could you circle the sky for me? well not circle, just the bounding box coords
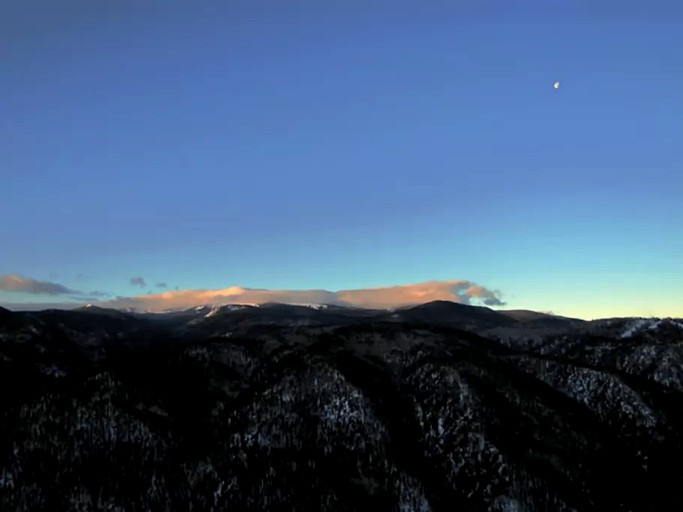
[1,0,682,319]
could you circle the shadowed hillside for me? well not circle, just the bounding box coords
[1,304,682,511]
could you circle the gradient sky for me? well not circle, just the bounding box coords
[2,0,682,319]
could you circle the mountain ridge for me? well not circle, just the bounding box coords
[1,299,682,510]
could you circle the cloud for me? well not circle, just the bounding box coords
[68,290,111,302]
[1,275,505,312]
[86,290,110,297]
[130,277,147,288]
[338,280,506,308]
[462,285,505,306]
[0,275,111,301]
[0,275,80,295]
[94,280,505,312]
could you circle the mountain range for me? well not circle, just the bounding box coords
[1,301,682,510]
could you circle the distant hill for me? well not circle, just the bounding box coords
[386,300,519,331]
[74,304,137,319]
[497,309,585,329]
[498,309,559,321]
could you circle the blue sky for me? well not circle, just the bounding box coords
[1,0,682,318]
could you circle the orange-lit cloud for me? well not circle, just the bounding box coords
[338,281,504,309]
[94,280,505,312]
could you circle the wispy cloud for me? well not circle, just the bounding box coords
[0,274,110,301]
[130,276,147,288]
[96,280,505,312]
[0,275,80,295]
[68,290,111,302]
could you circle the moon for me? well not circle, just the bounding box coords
[553,81,561,90]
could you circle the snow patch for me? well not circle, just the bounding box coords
[291,303,329,310]
[205,306,220,318]
[620,318,660,339]
[223,305,249,312]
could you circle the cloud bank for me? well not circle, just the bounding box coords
[1,275,504,312]
[95,280,505,312]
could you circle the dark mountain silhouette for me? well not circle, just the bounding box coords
[0,303,682,510]
[497,309,585,330]
[498,309,572,321]
[386,300,519,331]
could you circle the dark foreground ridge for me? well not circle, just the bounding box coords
[1,302,682,511]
